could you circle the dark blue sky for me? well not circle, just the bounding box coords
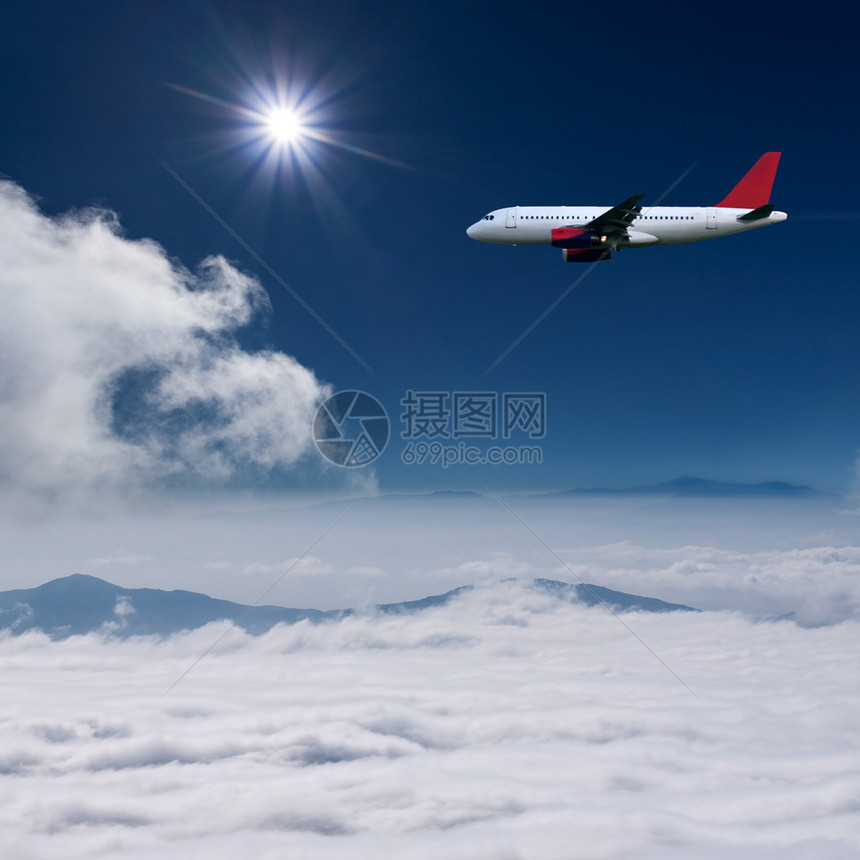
[3,1,858,493]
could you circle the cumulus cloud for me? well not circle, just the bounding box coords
[0,180,329,508]
[1,582,858,858]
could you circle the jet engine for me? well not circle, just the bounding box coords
[551,227,608,249]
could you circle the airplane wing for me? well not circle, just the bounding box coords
[586,194,644,240]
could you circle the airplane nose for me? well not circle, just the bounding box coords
[467,222,478,239]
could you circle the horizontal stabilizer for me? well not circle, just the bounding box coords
[715,152,781,208]
[737,204,775,222]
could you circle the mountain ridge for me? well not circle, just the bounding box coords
[0,574,696,639]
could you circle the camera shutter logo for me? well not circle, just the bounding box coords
[313,391,390,467]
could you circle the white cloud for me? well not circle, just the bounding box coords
[0,180,329,509]
[98,597,136,635]
[87,553,154,569]
[242,554,334,578]
[0,583,858,858]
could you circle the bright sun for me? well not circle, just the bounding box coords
[265,107,306,145]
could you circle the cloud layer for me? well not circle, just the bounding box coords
[3,493,860,623]
[0,181,328,507]
[1,582,858,859]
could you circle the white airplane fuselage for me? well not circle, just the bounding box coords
[466,205,788,247]
[466,153,787,261]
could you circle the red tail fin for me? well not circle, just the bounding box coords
[715,152,781,208]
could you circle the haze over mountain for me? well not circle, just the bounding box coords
[534,476,844,499]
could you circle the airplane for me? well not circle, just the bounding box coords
[466,152,786,262]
